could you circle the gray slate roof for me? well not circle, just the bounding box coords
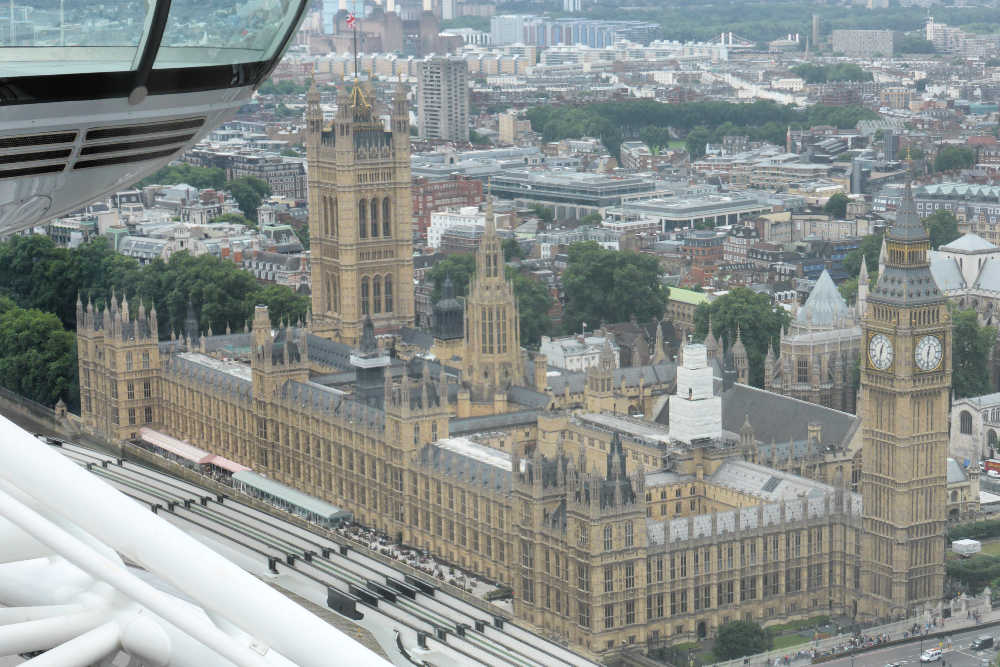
[974,259,1000,291]
[721,383,859,449]
[941,233,996,253]
[947,457,968,484]
[928,251,966,291]
[450,410,541,435]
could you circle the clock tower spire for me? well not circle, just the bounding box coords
[859,182,950,620]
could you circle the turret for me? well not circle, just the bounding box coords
[732,325,748,384]
[764,338,777,390]
[857,254,869,319]
[392,82,409,144]
[306,81,323,136]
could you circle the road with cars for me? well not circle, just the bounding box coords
[820,626,999,667]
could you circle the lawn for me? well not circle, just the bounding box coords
[772,634,810,650]
[947,539,1000,560]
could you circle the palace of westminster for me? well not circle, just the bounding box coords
[76,82,971,657]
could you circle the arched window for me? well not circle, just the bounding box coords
[331,197,338,237]
[360,277,369,315]
[325,276,332,312]
[990,430,998,448]
[372,276,382,314]
[961,410,973,435]
[322,197,329,236]
[358,200,367,239]
[332,276,339,313]
[951,490,958,502]
[382,197,391,237]
[370,198,379,238]
[384,275,393,312]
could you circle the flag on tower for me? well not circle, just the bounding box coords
[346,13,357,28]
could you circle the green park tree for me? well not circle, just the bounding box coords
[0,297,78,410]
[227,176,272,221]
[561,242,668,334]
[427,254,477,303]
[923,209,960,249]
[694,287,790,387]
[952,308,995,399]
[824,192,849,218]
[294,224,310,250]
[210,212,255,227]
[136,164,226,190]
[934,145,976,173]
[685,126,712,160]
[506,268,552,347]
[714,621,772,660]
[842,231,883,279]
[502,238,525,261]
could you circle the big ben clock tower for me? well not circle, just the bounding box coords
[860,182,950,620]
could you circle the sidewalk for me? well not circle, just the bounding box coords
[708,600,1000,667]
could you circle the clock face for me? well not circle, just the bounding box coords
[914,335,943,371]
[868,333,893,370]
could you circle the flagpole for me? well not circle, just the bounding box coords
[353,25,358,80]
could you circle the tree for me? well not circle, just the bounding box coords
[561,242,668,333]
[0,297,78,410]
[838,277,858,304]
[824,192,849,219]
[685,126,711,160]
[694,287,791,387]
[294,224,310,250]
[427,254,477,303]
[842,231,883,278]
[469,129,492,145]
[899,35,935,53]
[227,177,272,221]
[953,308,995,399]
[529,204,554,223]
[714,621,772,660]
[934,145,976,173]
[210,212,254,228]
[502,238,524,261]
[923,209,960,249]
[135,164,226,190]
[580,212,603,226]
[507,268,552,347]
[256,284,310,327]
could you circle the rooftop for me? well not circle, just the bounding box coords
[577,412,672,445]
[176,352,252,382]
[669,288,711,306]
[432,437,513,471]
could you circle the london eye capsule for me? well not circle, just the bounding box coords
[0,0,309,233]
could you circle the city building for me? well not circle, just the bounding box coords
[412,176,484,242]
[428,206,485,248]
[605,195,772,233]
[491,171,656,220]
[490,16,659,48]
[418,58,470,143]
[540,334,620,372]
[498,113,533,145]
[185,149,308,200]
[830,29,899,58]
[764,269,862,413]
[305,82,416,344]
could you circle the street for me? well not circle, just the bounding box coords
[820,626,999,667]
